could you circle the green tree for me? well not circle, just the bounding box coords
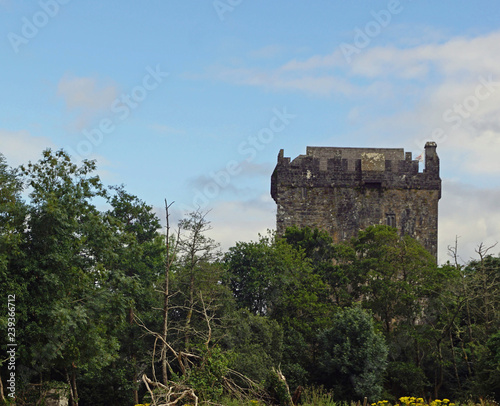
[282,225,335,267]
[0,153,26,276]
[78,186,166,406]
[282,225,361,307]
[475,329,500,400]
[438,251,500,400]
[338,225,440,333]
[224,234,333,387]
[0,153,27,402]
[332,226,456,399]
[176,210,222,351]
[316,306,388,401]
[222,308,283,384]
[13,150,134,405]
[0,152,26,301]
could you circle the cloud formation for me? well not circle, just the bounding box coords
[57,75,119,131]
[204,30,500,262]
[203,196,276,252]
[0,129,55,167]
[439,179,500,264]
[218,31,500,178]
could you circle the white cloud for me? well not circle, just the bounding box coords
[148,124,185,136]
[206,64,356,97]
[249,45,285,59]
[57,75,119,131]
[0,128,117,188]
[198,30,500,259]
[0,129,55,167]
[208,30,500,96]
[151,196,276,254]
[201,196,276,252]
[280,50,346,72]
[438,179,500,264]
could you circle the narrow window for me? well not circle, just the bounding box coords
[386,213,396,228]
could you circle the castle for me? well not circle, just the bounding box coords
[271,142,441,259]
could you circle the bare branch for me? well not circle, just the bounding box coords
[475,241,498,261]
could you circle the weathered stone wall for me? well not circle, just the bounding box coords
[271,143,441,259]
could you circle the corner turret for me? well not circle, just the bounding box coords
[424,142,439,177]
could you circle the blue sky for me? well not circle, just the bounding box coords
[1,0,500,263]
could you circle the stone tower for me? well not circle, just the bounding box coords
[271,142,441,258]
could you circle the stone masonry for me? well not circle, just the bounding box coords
[271,142,441,259]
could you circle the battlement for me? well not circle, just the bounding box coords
[271,143,441,259]
[306,146,406,171]
[272,142,440,199]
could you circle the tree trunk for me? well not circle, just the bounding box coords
[434,340,443,399]
[133,354,139,405]
[184,274,195,350]
[162,268,169,385]
[162,199,176,385]
[72,367,78,406]
[0,372,6,403]
[449,329,461,389]
[66,366,79,406]
[129,306,139,404]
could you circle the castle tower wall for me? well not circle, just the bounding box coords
[271,143,441,259]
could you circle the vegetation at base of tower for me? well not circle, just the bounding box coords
[0,149,499,405]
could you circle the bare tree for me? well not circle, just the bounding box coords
[161,200,180,385]
[177,210,220,350]
[137,206,266,405]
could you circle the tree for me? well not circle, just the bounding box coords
[0,153,26,295]
[15,150,122,405]
[224,233,334,387]
[78,186,166,406]
[221,309,283,384]
[140,209,245,405]
[438,247,500,399]
[330,225,459,399]
[475,330,500,400]
[0,153,26,276]
[316,306,388,402]
[282,225,335,267]
[282,225,361,307]
[176,210,221,351]
[0,154,27,402]
[337,225,441,333]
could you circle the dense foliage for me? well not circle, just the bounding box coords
[0,150,499,405]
